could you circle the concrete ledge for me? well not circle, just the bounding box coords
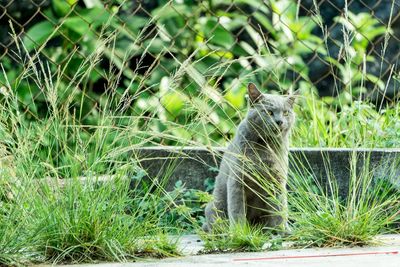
[78,234,400,267]
[134,147,400,196]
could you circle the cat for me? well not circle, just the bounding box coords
[203,82,298,232]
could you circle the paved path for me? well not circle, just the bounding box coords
[60,235,400,267]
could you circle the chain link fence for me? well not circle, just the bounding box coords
[0,0,399,150]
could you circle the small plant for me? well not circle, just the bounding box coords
[131,178,213,233]
[200,220,273,252]
[0,32,182,265]
[28,177,179,263]
[160,180,213,232]
[287,152,400,248]
[292,83,400,148]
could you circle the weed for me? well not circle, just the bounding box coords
[287,152,400,248]
[200,220,272,252]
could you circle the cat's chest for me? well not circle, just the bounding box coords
[241,143,287,178]
[243,144,276,163]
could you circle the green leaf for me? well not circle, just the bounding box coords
[122,16,149,33]
[365,74,385,90]
[201,18,234,49]
[160,92,186,117]
[254,11,276,37]
[63,17,90,36]
[83,0,102,8]
[23,21,57,52]
[52,0,74,17]
[293,39,325,55]
[152,4,190,19]
[224,86,246,109]
[80,7,112,27]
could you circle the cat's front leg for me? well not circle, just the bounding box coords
[227,175,246,225]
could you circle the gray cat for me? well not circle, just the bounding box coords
[203,83,298,232]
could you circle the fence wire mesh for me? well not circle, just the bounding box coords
[0,0,399,149]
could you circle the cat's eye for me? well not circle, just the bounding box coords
[283,110,289,116]
[266,110,273,116]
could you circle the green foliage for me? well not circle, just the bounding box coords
[293,83,400,147]
[200,220,272,252]
[0,174,180,265]
[129,178,213,233]
[2,1,395,148]
[161,180,213,232]
[287,154,400,247]
[31,177,179,263]
[0,33,183,265]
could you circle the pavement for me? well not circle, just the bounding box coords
[58,234,400,267]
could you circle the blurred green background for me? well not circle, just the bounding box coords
[0,0,399,153]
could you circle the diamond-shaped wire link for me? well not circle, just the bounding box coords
[0,0,398,152]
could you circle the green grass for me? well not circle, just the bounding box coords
[198,152,400,252]
[292,86,400,148]
[30,178,178,263]
[286,152,400,248]
[0,36,184,265]
[0,176,181,265]
[199,220,273,252]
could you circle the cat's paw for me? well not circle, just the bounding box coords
[202,223,211,233]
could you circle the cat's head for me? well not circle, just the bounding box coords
[245,82,299,138]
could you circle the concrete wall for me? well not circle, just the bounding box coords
[134,147,400,197]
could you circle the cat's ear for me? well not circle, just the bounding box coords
[287,89,300,107]
[247,83,262,104]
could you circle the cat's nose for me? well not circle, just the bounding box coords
[275,120,283,126]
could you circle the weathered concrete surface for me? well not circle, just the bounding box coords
[58,234,400,267]
[132,147,224,191]
[133,147,400,197]
[176,234,205,255]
